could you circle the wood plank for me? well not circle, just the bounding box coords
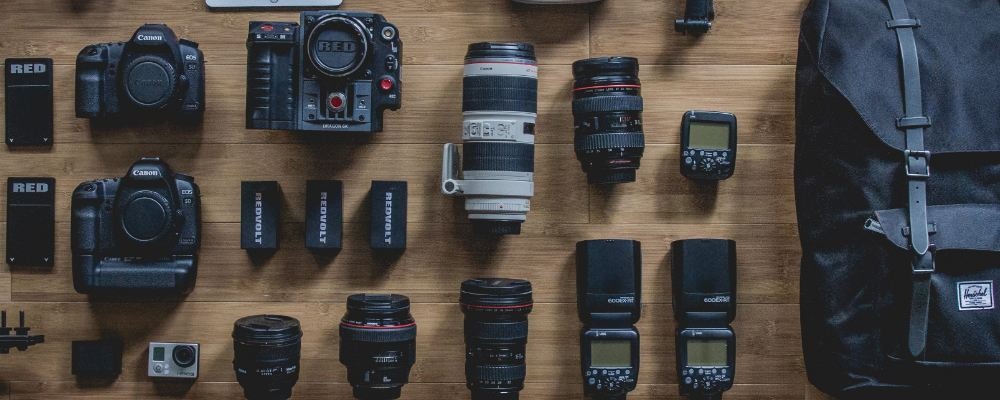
[0,302,800,385]
[592,0,809,65]
[0,0,590,66]
[5,222,799,304]
[0,64,794,145]
[10,381,804,399]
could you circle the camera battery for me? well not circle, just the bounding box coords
[5,58,53,147]
[6,178,55,266]
[305,180,343,251]
[241,181,280,251]
[369,181,406,251]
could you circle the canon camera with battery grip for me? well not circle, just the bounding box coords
[71,158,200,295]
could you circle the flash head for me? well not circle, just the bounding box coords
[576,239,642,325]
[671,239,737,326]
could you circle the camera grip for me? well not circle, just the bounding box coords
[246,39,296,130]
[75,47,106,118]
[70,183,102,254]
[75,255,197,294]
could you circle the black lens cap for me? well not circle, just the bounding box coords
[233,315,303,344]
[120,193,171,241]
[123,57,177,108]
[307,16,369,77]
[573,56,639,79]
[347,294,411,315]
[461,278,533,308]
[466,42,536,61]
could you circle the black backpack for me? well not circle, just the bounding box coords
[796,0,1000,398]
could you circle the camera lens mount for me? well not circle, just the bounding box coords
[306,15,370,77]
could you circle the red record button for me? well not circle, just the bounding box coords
[379,77,395,91]
[260,24,274,32]
[327,93,346,111]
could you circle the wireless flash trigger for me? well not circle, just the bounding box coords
[672,239,737,400]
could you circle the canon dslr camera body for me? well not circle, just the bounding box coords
[72,158,200,295]
[247,11,402,133]
[76,24,205,122]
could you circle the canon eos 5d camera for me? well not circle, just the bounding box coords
[76,24,205,122]
[246,11,402,133]
[72,158,200,295]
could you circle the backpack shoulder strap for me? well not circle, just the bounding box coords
[885,0,934,359]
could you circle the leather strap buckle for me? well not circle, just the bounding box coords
[911,247,935,275]
[904,150,931,178]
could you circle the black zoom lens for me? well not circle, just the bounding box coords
[572,57,646,184]
[340,294,417,400]
[232,315,303,400]
[461,278,534,400]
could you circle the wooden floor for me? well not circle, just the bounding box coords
[0,0,834,398]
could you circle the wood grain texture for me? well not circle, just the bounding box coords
[0,0,810,398]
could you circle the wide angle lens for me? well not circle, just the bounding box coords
[339,294,417,400]
[232,315,303,400]
[461,278,534,400]
[572,56,646,184]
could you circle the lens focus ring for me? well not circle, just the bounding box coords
[575,133,646,152]
[472,364,528,382]
[462,142,534,173]
[572,95,643,114]
[463,76,538,113]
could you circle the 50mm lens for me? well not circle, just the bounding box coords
[232,315,303,400]
[340,294,417,400]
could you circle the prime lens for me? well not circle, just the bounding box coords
[339,294,417,400]
[572,57,646,184]
[446,42,537,236]
[461,278,534,400]
[232,315,303,400]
